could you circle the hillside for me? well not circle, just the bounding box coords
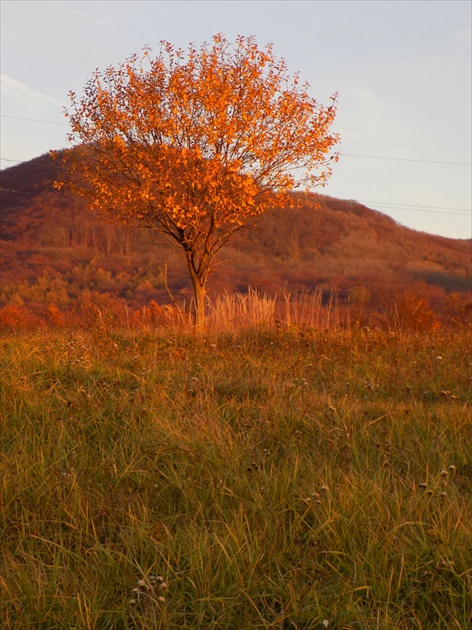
[1,152,471,325]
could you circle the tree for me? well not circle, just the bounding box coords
[54,34,339,328]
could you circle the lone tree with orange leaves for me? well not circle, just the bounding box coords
[55,34,339,327]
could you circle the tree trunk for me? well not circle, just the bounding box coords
[188,267,207,331]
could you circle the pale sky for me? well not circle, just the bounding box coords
[1,0,471,239]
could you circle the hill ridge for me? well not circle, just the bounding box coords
[1,152,470,322]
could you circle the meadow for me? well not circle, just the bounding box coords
[1,317,471,629]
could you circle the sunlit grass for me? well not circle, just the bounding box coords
[1,326,471,628]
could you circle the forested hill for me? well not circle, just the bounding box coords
[1,152,470,322]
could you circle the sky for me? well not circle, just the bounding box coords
[1,0,471,240]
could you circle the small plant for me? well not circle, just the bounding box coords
[129,575,168,607]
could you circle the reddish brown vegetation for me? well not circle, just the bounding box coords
[1,153,471,331]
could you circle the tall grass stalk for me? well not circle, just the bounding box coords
[179,288,340,333]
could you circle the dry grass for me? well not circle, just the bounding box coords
[140,288,341,333]
[1,322,471,629]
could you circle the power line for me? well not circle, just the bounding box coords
[1,185,469,218]
[342,153,471,167]
[1,114,471,167]
[1,159,470,217]
[358,200,471,214]
[1,157,54,165]
[1,114,68,126]
[362,205,469,217]
[0,187,46,197]
[361,200,468,211]
[1,115,471,219]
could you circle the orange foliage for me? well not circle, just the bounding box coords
[46,303,65,327]
[395,294,442,332]
[0,305,42,330]
[130,300,166,327]
[53,34,339,325]
[74,291,128,328]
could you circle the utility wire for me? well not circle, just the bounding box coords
[1,157,54,165]
[1,114,471,167]
[1,186,469,217]
[360,206,469,217]
[358,200,471,214]
[1,114,68,126]
[1,117,471,219]
[342,153,471,167]
[0,187,45,197]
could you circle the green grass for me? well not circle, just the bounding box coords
[1,326,471,629]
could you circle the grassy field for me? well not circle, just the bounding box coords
[1,324,471,629]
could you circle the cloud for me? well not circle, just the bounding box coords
[1,74,64,108]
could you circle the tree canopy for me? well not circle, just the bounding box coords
[54,34,339,326]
